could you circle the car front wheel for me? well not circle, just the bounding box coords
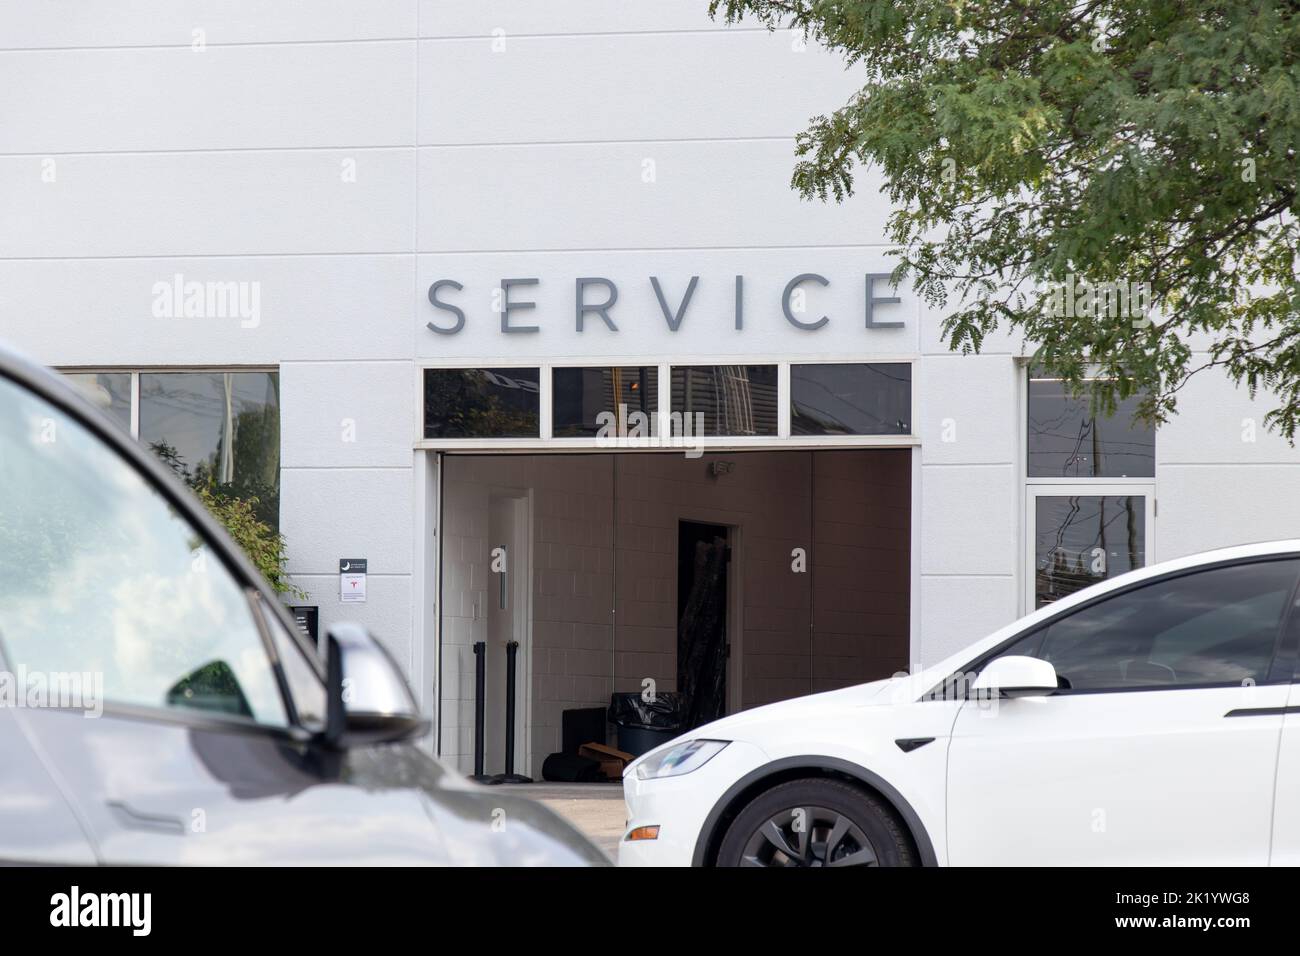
[716,778,916,867]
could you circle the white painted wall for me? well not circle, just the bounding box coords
[3,0,1299,737]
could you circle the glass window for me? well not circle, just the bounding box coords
[997,560,1299,691]
[553,366,658,438]
[791,363,911,435]
[423,367,540,439]
[670,365,777,437]
[139,372,281,530]
[0,373,288,726]
[256,595,326,731]
[64,372,132,432]
[1034,495,1146,608]
[1027,374,1155,477]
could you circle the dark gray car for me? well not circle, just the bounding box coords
[0,346,607,866]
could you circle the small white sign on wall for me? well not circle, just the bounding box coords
[339,558,367,603]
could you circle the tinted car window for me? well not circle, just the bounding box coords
[256,595,326,731]
[0,374,287,726]
[995,560,1299,690]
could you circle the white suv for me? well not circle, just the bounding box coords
[621,542,1300,866]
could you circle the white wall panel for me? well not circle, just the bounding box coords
[0,150,414,257]
[917,575,1017,667]
[418,32,860,144]
[1158,364,1300,465]
[280,467,415,575]
[280,361,415,468]
[919,464,1017,575]
[417,141,893,252]
[0,255,415,364]
[1,43,414,152]
[917,354,1017,465]
[1156,465,1300,560]
[421,0,722,36]
[0,2,417,48]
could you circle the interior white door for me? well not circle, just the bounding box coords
[485,492,529,777]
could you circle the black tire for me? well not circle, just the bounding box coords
[715,777,916,867]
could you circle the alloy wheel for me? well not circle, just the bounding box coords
[739,805,878,867]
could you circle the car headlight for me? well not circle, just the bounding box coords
[634,739,729,780]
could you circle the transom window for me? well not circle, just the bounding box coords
[421,361,915,443]
[1027,373,1155,478]
[423,367,540,439]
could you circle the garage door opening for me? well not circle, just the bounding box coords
[436,449,911,779]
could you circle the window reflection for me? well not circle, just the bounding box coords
[553,367,657,437]
[670,365,777,436]
[0,374,287,726]
[139,372,281,530]
[64,372,132,432]
[1027,375,1155,477]
[1004,560,1298,690]
[423,368,541,439]
[791,363,911,436]
[1034,495,1146,608]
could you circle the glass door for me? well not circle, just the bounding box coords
[1025,484,1154,611]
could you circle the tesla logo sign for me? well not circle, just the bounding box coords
[340,558,367,604]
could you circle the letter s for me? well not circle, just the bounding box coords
[427,280,466,335]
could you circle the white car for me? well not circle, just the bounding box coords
[621,541,1300,866]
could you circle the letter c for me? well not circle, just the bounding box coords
[782,273,830,330]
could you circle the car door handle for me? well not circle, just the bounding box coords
[1223,706,1300,718]
[106,800,186,835]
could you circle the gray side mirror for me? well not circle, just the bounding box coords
[323,622,429,747]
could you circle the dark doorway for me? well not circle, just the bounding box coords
[677,521,730,729]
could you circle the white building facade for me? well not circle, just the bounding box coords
[4,1,1299,776]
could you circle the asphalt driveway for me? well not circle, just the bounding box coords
[500,782,625,860]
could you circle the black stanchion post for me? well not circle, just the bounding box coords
[496,640,532,783]
[505,641,518,775]
[471,641,491,782]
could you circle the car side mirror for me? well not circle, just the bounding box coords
[323,622,429,748]
[971,655,1060,698]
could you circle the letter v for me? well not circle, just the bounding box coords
[650,276,699,331]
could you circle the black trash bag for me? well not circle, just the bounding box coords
[608,691,688,731]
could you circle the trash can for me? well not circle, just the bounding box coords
[608,692,688,757]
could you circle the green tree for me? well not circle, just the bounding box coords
[193,486,304,599]
[151,438,304,598]
[711,0,1300,435]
